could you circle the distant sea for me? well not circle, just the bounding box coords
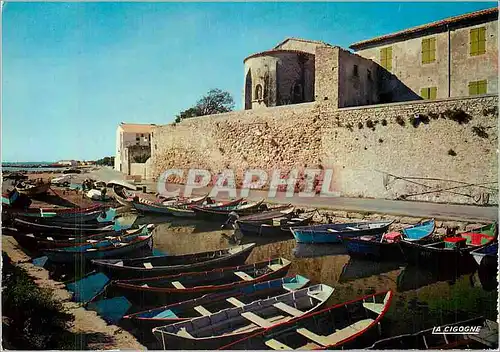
[2,161,64,172]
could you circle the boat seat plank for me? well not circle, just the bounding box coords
[235,271,254,281]
[273,302,304,317]
[143,262,153,269]
[226,297,245,307]
[298,342,323,350]
[345,227,360,231]
[141,284,149,287]
[265,339,292,350]
[177,328,194,338]
[233,315,288,334]
[46,237,54,241]
[193,305,212,316]
[327,229,338,233]
[241,312,272,328]
[297,319,374,347]
[362,302,384,314]
[172,281,186,289]
[268,264,282,272]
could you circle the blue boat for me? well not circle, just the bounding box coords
[471,242,498,266]
[402,219,435,240]
[122,274,310,335]
[42,224,155,263]
[341,219,436,261]
[291,220,394,244]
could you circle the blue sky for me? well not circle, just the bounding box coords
[2,2,495,162]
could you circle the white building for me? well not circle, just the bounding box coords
[57,160,78,166]
[115,123,156,174]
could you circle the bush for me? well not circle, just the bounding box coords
[441,109,472,124]
[2,254,75,349]
[472,126,489,138]
[395,116,405,126]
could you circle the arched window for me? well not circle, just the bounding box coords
[255,84,263,100]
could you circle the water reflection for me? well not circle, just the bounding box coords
[292,243,346,258]
[53,213,498,346]
[339,257,403,283]
[396,264,476,292]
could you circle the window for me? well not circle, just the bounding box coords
[470,27,486,56]
[469,80,487,95]
[380,47,392,71]
[421,37,436,64]
[255,84,263,100]
[420,87,437,100]
[353,65,358,77]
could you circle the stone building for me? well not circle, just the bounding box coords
[114,123,156,177]
[350,7,498,102]
[243,7,498,109]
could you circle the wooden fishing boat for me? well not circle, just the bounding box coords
[222,205,295,229]
[470,242,498,266]
[402,219,436,240]
[15,181,51,196]
[42,224,154,263]
[12,217,115,236]
[109,257,291,306]
[130,195,212,215]
[122,275,310,334]
[112,185,135,207]
[368,316,498,349]
[235,211,317,237]
[191,199,265,220]
[91,243,257,279]
[219,290,393,350]
[399,222,497,269]
[341,220,436,261]
[152,284,334,349]
[9,226,148,251]
[12,209,107,224]
[291,220,394,244]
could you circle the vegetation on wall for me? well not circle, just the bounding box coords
[133,154,150,163]
[448,149,457,156]
[472,126,489,139]
[395,116,405,126]
[174,89,235,123]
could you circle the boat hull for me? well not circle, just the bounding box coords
[343,237,405,261]
[291,222,393,244]
[43,235,153,264]
[91,244,256,279]
[398,240,476,269]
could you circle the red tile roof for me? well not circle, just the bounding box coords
[350,7,498,50]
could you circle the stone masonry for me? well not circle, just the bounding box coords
[151,95,498,206]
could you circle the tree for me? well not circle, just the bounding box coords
[95,156,114,166]
[174,89,234,123]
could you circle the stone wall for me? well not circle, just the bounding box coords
[151,95,498,205]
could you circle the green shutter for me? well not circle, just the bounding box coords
[420,88,429,99]
[429,38,436,62]
[422,38,436,64]
[380,47,392,71]
[430,87,437,100]
[478,80,487,94]
[470,27,486,56]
